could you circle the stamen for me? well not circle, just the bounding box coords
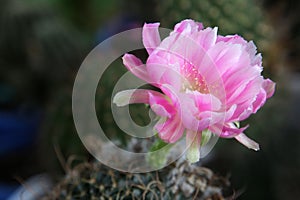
[181,63,209,93]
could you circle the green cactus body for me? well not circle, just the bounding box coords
[43,158,231,200]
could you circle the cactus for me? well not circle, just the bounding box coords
[42,158,231,200]
[0,0,84,105]
[0,0,88,173]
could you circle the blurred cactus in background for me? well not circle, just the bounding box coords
[0,0,84,106]
[263,0,300,72]
[0,0,87,180]
[44,0,120,34]
[155,0,276,74]
[38,0,157,174]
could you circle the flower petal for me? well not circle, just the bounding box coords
[207,42,243,77]
[188,91,222,111]
[161,85,211,132]
[235,133,260,151]
[220,124,249,138]
[181,100,211,132]
[146,62,183,91]
[186,130,201,163]
[263,79,276,98]
[149,92,175,118]
[197,27,218,50]
[252,89,267,113]
[143,23,161,55]
[113,89,165,106]
[122,54,149,82]
[173,19,204,34]
[155,115,184,143]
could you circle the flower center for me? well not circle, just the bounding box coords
[182,64,209,93]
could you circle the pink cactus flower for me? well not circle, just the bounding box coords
[114,19,275,162]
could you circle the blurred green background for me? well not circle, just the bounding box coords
[0,0,299,199]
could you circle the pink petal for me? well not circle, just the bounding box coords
[252,89,267,113]
[122,54,149,82]
[246,41,262,66]
[224,104,237,121]
[155,115,184,143]
[224,65,262,100]
[173,19,204,34]
[143,23,161,55]
[150,104,170,118]
[227,75,263,106]
[161,85,211,132]
[151,30,207,77]
[148,92,175,118]
[181,101,211,132]
[216,35,262,69]
[188,91,222,111]
[196,54,218,83]
[160,84,181,107]
[197,110,223,125]
[168,121,185,143]
[220,124,249,138]
[208,122,248,138]
[207,42,243,76]
[230,100,255,121]
[113,89,165,106]
[197,27,218,50]
[217,34,247,45]
[263,79,276,98]
[146,62,182,91]
[235,133,260,151]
